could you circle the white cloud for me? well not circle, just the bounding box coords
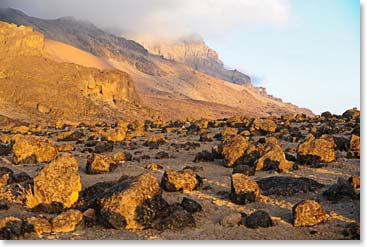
[0,0,290,41]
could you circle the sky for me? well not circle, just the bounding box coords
[0,0,360,114]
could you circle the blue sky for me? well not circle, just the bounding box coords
[205,0,360,114]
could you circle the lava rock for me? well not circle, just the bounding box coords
[26,216,51,236]
[12,134,58,164]
[193,150,214,162]
[153,204,195,231]
[347,134,360,158]
[230,173,260,205]
[144,163,163,171]
[255,144,294,172]
[243,210,273,229]
[232,164,255,176]
[257,176,324,196]
[221,213,242,227]
[297,134,336,165]
[57,130,83,141]
[180,197,202,213]
[222,135,249,167]
[86,154,117,175]
[97,173,167,230]
[51,209,84,233]
[25,153,81,209]
[323,178,356,201]
[161,170,202,192]
[155,151,170,159]
[0,167,14,186]
[292,200,328,227]
[251,118,277,134]
[94,141,114,153]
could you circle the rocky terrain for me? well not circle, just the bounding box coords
[0,8,312,120]
[0,108,360,240]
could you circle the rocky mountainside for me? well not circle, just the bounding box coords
[138,36,252,85]
[0,8,313,120]
[0,21,150,124]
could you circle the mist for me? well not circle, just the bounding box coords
[0,0,290,42]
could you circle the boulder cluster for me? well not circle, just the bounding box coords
[0,108,360,239]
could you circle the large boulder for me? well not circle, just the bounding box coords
[12,134,58,164]
[255,144,294,172]
[342,108,360,121]
[292,200,328,227]
[25,153,81,209]
[222,135,249,167]
[297,134,336,165]
[230,173,260,204]
[161,170,202,192]
[86,154,117,174]
[97,173,168,230]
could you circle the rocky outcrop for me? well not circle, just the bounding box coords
[0,20,143,123]
[25,153,81,209]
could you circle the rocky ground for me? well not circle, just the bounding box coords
[0,109,360,240]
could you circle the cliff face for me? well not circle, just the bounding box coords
[0,21,143,123]
[140,37,252,85]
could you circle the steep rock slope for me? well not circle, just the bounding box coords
[0,21,146,124]
[0,8,313,119]
[138,36,251,85]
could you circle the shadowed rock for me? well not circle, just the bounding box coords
[257,176,324,196]
[243,210,273,229]
[347,134,360,158]
[152,204,195,231]
[323,178,356,201]
[193,150,214,162]
[232,164,255,176]
[97,173,167,230]
[292,200,328,227]
[181,197,202,213]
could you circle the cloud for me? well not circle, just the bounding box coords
[0,0,290,41]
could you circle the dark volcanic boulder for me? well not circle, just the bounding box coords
[0,216,26,240]
[152,204,195,231]
[292,200,328,227]
[86,154,117,174]
[243,210,273,229]
[97,173,168,230]
[230,173,260,205]
[193,150,214,162]
[342,108,360,121]
[232,164,255,176]
[323,178,356,201]
[257,176,324,196]
[297,134,336,165]
[180,197,202,213]
[161,170,202,192]
[94,141,114,153]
